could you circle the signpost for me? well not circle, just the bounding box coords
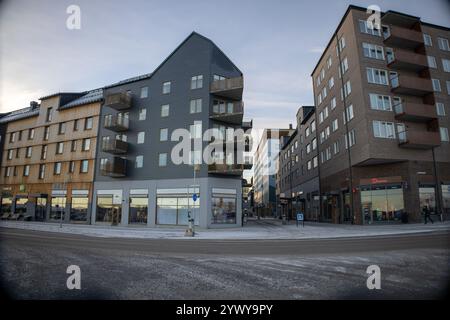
[296,212,304,228]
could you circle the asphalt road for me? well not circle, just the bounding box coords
[0,227,449,299]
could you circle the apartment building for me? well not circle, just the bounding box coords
[92,32,252,228]
[254,128,294,217]
[0,91,102,222]
[308,5,450,224]
[278,106,321,221]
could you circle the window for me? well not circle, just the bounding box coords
[161,104,170,117]
[190,99,202,114]
[367,68,388,85]
[327,56,332,69]
[440,127,449,142]
[58,122,66,134]
[319,111,324,124]
[423,34,432,46]
[82,138,91,151]
[443,59,450,72]
[159,153,167,167]
[137,131,145,144]
[307,160,312,171]
[26,146,32,158]
[160,128,168,141]
[332,119,339,132]
[18,131,22,141]
[438,37,450,51]
[328,77,334,89]
[39,164,45,179]
[432,79,441,92]
[46,107,53,122]
[337,36,346,54]
[333,141,340,154]
[15,148,20,159]
[28,128,35,140]
[311,120,316,132]
[85,117,93,130]
[359,19,381,36]
[23,165,30,177]
[73,119,79,131]
[373,121,396,139]
[369,94,393,111]
[313,156,318,168]
[44,126,50,140]
[69,161,75,173]
[135,155,144,168]
[162,81,171,94]
[191,75,203,89]
[427,56,437,68]
[436,103,445,116]
[214,74,226,81]
[362,43,384,60]
[305,126,310,137]
[9,132,15,143]
[139,108,147,120]
[312,138,317,150]
[56,142,64,154]
[331,97,336,110]
[340,57,349,75]
[447,81,450,95]
[345,130,356,149]
[322,86,327,99]
[343,104,354,123]
[80,160,89,173]
[41,145,47,160]
[341,81,352,100]
[71,140,77,152]
[7,149,13,160]
[140,86,148,98]
[306,143,311,154]
[54,162,62,175]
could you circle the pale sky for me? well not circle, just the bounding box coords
[1,0,449,132]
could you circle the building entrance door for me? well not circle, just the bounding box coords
[342,192,352,224]
[35,197,47,221]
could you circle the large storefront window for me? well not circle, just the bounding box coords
[361,185,404,223]
[70,197,88,222]
[35,197,47,221]
[1,197,12,215]
[50,197,66,221]
[156,197,199,225]
[129,196,148,224]
[96,195,122,225]
[419,186,436,214]
[15,198,28,215]
[442,184,450,214]
[212,196,236,224]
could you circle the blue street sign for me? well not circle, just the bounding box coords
[297,213,304,221]
[192,194,198,202]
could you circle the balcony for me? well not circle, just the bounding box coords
[390,75,434,96]
[209,136,251,151]
[383,25,424,49]
[393,102,438,122]
[208,163,245,176]
[100,157,127,177]
[243,157,253,170]
[242,120,253,131]
[398,130,440,149]
[210,76,243,100]
[210,101,244,124]
[104,92,132,110]
[387,49,428,72]
[101,139,128,154]
[104,114,129,132]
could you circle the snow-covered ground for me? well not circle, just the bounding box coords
[1,218,449,240]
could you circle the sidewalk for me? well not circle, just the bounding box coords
[1,218,449,240]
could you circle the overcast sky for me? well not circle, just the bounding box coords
[1,0,449,132]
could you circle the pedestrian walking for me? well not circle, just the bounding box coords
[423,206,434,224]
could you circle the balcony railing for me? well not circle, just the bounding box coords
[383,25,424,49]
[104,114,129,132]
[210,76,243,100]
[210,101,244,124]
[208,163,245,176]
[101,139,128,154]
[387,49,428,72]
[390,75,434,96]
[100,157,127,177]
[393,101,437,122]
[104,92,132,110]
[398,130,441,149]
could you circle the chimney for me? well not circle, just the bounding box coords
[30,101,39,110]
[289,123,293,130]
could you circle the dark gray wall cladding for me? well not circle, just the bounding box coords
[96,32,243,181]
